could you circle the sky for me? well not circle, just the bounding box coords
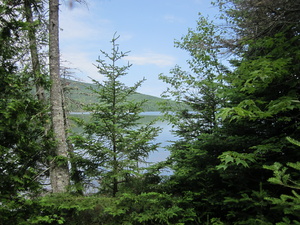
[59,0,220,97]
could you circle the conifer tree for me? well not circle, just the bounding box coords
[72,34,160,196]
[160,0,300,223]
[0,1,51,222]
[159,15,229,223]
[214,0,300,222]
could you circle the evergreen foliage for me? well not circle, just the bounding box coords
[70,34,161,196]
[0,1,51,223]
[159,0,300,223]
[15,192,196,225]
[214,0,300,222]
[1,0,300,224]
[158,14,229,223]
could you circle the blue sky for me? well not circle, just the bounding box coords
[59,0,220,97]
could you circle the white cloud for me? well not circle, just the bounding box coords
[61,50,102,82]
[59,2,112,82]
[125,52,176,67]
[59,3,112,41]
[60,19,111,40]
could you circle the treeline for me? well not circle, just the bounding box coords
[1,0,300,224]
[63,79,180,112]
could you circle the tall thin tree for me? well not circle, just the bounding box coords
[24,0,45,102]
[49,0,70,193]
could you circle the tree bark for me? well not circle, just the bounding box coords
[49,0,70,193]
[24,0,45,102]
[62,84,84,195]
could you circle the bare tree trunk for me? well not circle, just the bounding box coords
[24,0,45,101]
[49,0,70,193]
[61,81,84,195]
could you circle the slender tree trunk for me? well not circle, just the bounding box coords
[24,0,45,101]
[112,75,118,197]
[61,84,84,195]
[49,0,70,193]
[113,154,118,197]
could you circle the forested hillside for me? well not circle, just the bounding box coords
[63,79,176,112]
[1,0,300,224]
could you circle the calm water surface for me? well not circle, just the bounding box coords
[70,112,178,164]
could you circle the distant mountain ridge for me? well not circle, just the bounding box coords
[64,79,171,112]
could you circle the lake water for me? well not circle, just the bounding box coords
[70,112,177,167]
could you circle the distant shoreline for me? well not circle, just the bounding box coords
[69,111,165,116]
